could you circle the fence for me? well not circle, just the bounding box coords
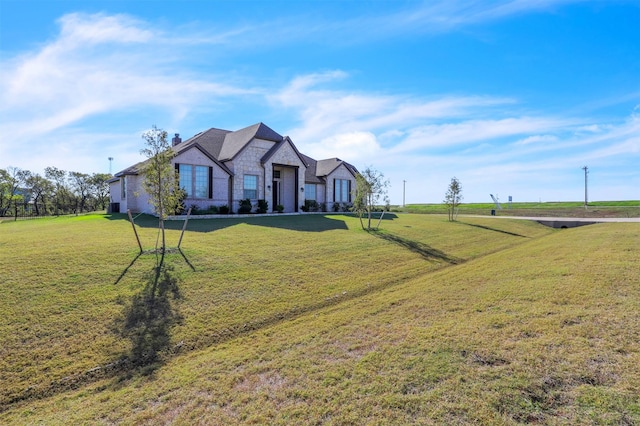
[0,201,85,221]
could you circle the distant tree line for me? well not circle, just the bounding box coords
[0,166,112,218]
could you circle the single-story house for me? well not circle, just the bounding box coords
[108,122,358,214]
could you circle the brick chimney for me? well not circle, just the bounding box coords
[172,133,182,146]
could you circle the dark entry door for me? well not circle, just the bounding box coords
[272,180,279,211]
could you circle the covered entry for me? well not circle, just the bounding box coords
[271,164,299,213]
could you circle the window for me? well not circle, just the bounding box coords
[178,164,210,199]
[334,179,350,202]
[244,175,258,199]
[121,177,126,199]
[179,164,193,197]
[195,166,208,198]
[305,184,316,201]
[273,170,281,179]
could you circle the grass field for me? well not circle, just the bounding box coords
[1,213,638,424]
[400,200,640,218]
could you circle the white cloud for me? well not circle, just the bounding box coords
[268,70,639,203]
[272,70,516,156]
[390,117,575,153]
[513,134,559,145]
[57,13,154,45]
[2,6,637,204]
[331,0,586,39]
[304,131,381,163]
[0,12,253,151]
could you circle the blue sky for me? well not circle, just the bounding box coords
[1,1,638,204]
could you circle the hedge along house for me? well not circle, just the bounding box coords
[108,122,358,214]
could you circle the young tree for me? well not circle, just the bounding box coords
[444,177,463,221]
[352,166,390,230]
[140,126,182,253]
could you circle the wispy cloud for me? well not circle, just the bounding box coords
[297,0,588,42]
[271,71,567,155]
[160,0,588,49]
[0,13,253,145]
[269,70,639,202]
[1,5,636,202]
[272,71,516,146]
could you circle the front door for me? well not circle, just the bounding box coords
[272,180,279,211]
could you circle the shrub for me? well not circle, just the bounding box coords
[304,200,319,212]
[219,204,230,214]
[257,199,268,214]
[275,204,284,213]
[192,205,219,215]
[238,198,252,214]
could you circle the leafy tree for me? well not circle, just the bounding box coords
[90,173,112,210]
[25,172,54,216]
[45,166,70,214]
[69,171,92,213]
[0,167,29,216]
[444,177,463,221]
[0,168,12,216]
[140,125,182,252]
[352,166,390,230]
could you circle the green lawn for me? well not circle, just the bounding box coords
[1,213,638,424]
[401,200,640,218]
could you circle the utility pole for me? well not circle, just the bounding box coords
[582,166,588,209]
[403,180,406,207]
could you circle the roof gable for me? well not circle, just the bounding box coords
[175,143,233,176]
[261,136,308,166]
[218,122,283,161]
[316,158,352,177]
[175,127,230,159]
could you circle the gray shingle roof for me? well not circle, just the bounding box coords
[218,122,283,161]
[112,160,145,177]
[112,123,358,183]
[261,136,308,167]
[301,153,324,184]
[321,158,358,177]
[176,127,230,159]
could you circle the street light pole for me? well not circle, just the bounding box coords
[403,180,406,207]
[582,166,588,210]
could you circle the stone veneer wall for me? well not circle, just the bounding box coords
[263,140,307,212]
[325,164,357,205]
[174,147,230,210]
[229,138,306,213]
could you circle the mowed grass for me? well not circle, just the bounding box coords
[403,200,640,218]
[0,213,548,405]
[1,213,639,424]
